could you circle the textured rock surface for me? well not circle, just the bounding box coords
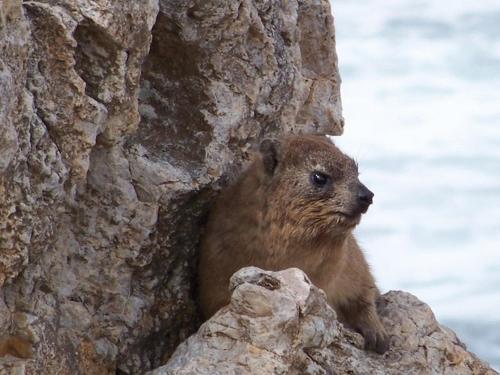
[0,0,342,373]
[151,267,498,375]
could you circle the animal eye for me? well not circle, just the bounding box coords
[310,171,330,187]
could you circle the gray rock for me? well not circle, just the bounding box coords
[0,0,342,373]
[151,267,498,375]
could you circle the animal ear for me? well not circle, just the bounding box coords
[259,138,281,175]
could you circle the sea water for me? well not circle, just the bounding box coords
[331,0,500,368]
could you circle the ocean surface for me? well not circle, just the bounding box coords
[331,0,500,369]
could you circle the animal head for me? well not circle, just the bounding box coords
[259,134,373,240]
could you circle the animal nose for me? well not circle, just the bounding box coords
[358,183,374,206]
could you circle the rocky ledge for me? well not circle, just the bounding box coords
[150,267,497,375]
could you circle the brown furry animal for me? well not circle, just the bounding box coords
[198,134,389,353]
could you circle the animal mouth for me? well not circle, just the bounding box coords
[338,211,362,220]
[335,212,362,227]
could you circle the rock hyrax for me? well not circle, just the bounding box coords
[198,134,389,353]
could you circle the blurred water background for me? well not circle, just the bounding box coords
[331,0,500,368]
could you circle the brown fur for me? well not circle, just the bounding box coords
[198,134,389,353]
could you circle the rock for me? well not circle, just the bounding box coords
[150,267,498,375]
[0,0,342,373]
[149,267,339,375]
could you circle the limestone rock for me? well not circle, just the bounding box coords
[0,0,342,373]
[151,267,497,375]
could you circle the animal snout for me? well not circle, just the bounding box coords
[357,183,374,212]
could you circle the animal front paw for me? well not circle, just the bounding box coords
[359,326,389,354]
